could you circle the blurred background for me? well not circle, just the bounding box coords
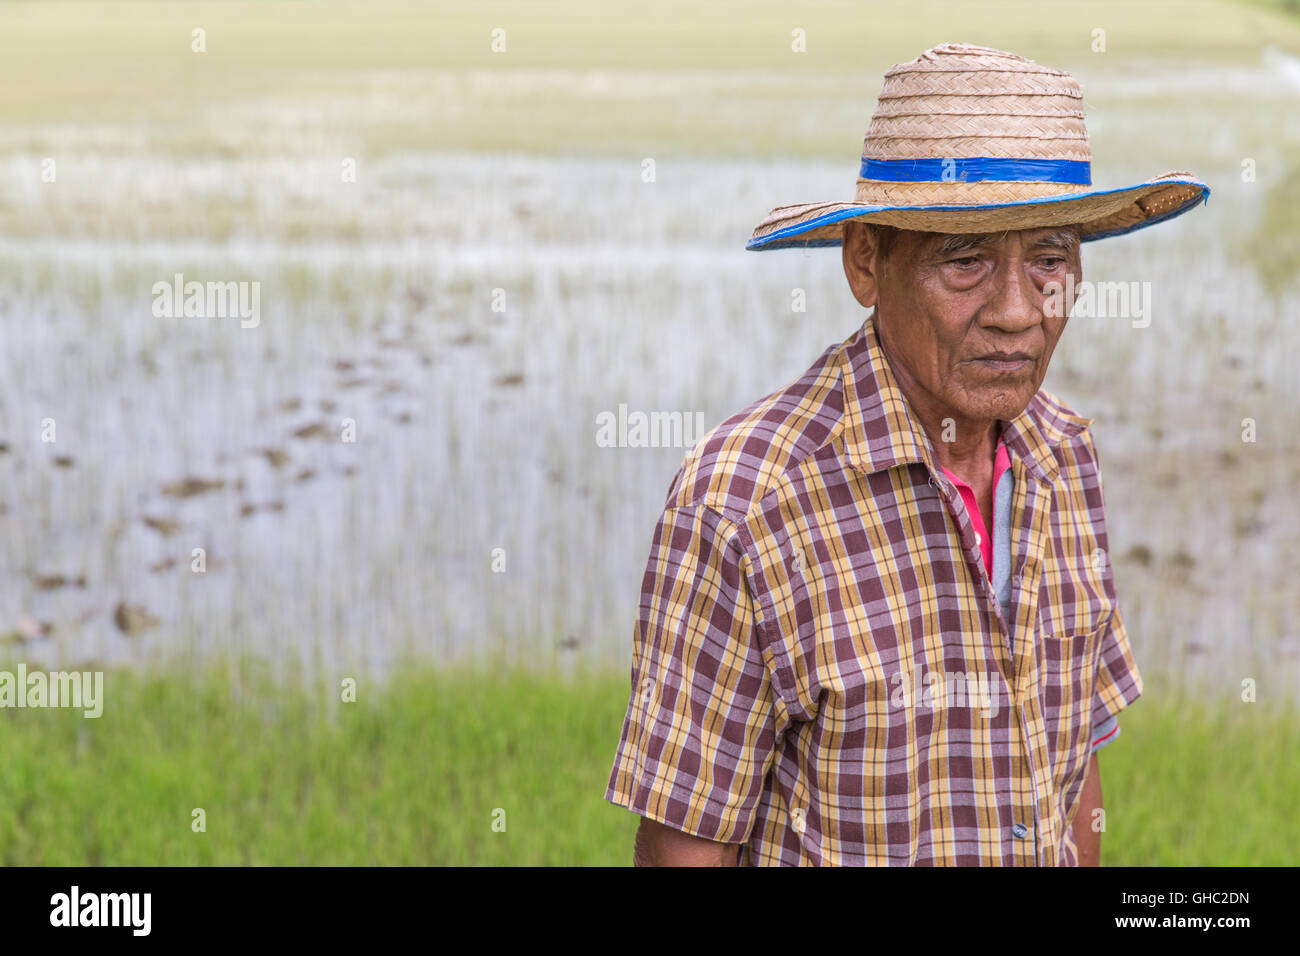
[0,0,1297,864]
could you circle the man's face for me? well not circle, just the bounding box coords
[841,221,1081,426]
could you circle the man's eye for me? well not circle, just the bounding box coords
[1039,257,1065,268]
[950,256,980,268]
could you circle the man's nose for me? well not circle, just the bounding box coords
[983,260,1042,332]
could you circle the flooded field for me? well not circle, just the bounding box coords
[0,1,1298,698]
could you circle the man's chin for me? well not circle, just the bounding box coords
[952,390,1034,425]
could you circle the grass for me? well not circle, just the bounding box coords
[1,1,1298,159]
[0,660,1294,865]
[1103,677,1300,866]
[0,657,636,865]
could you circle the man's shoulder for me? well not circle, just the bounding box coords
[667,339,851,522]
[1027,385,1094,439]
[1024,385,1108,482]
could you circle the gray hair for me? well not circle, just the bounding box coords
[854,221,1081,263]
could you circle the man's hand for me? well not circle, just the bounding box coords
[633,817,742,866]
[1071,752,1103,866]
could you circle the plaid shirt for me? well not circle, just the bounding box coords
[605,314,1143,865]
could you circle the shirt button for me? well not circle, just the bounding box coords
[975,532,981,546]
[1012,823,1029,839]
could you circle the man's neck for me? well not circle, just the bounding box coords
[925,408,1001,548]
[923,410,1001,481]
[878,333,1001,480]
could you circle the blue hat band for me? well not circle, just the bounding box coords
[859,156,1092,186]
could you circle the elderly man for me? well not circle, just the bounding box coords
[604,43,1208,865]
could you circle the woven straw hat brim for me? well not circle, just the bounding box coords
[748,43,1210,251]
[746,173,1209,251]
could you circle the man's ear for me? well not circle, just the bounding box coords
[842,220,880,309]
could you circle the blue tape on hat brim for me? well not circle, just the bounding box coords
[859,156,1092,185]
[745,179,1210,251]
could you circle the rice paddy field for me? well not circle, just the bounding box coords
[0,0,1298,865]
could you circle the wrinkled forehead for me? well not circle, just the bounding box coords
[922,226,1082,256]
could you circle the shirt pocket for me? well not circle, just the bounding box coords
[1036,543,1115,737]
[1037,548,1115,639]
[1037,612,1109,801]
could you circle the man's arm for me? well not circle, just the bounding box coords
[633,817,741,866]
[1071,752,1102,866]
[604,504,785,865]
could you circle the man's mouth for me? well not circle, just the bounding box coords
[971,351,1032,372]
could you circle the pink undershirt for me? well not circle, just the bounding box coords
[940,435,1012,577]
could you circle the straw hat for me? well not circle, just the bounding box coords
[746,43,1209,250]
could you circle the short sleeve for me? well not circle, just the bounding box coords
[1090,713,1120,753]
[604,504,785,844]
[1079,429,1143,741]
[1090,602,1142,735]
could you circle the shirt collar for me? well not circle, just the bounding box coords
[838,312,1093,486]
